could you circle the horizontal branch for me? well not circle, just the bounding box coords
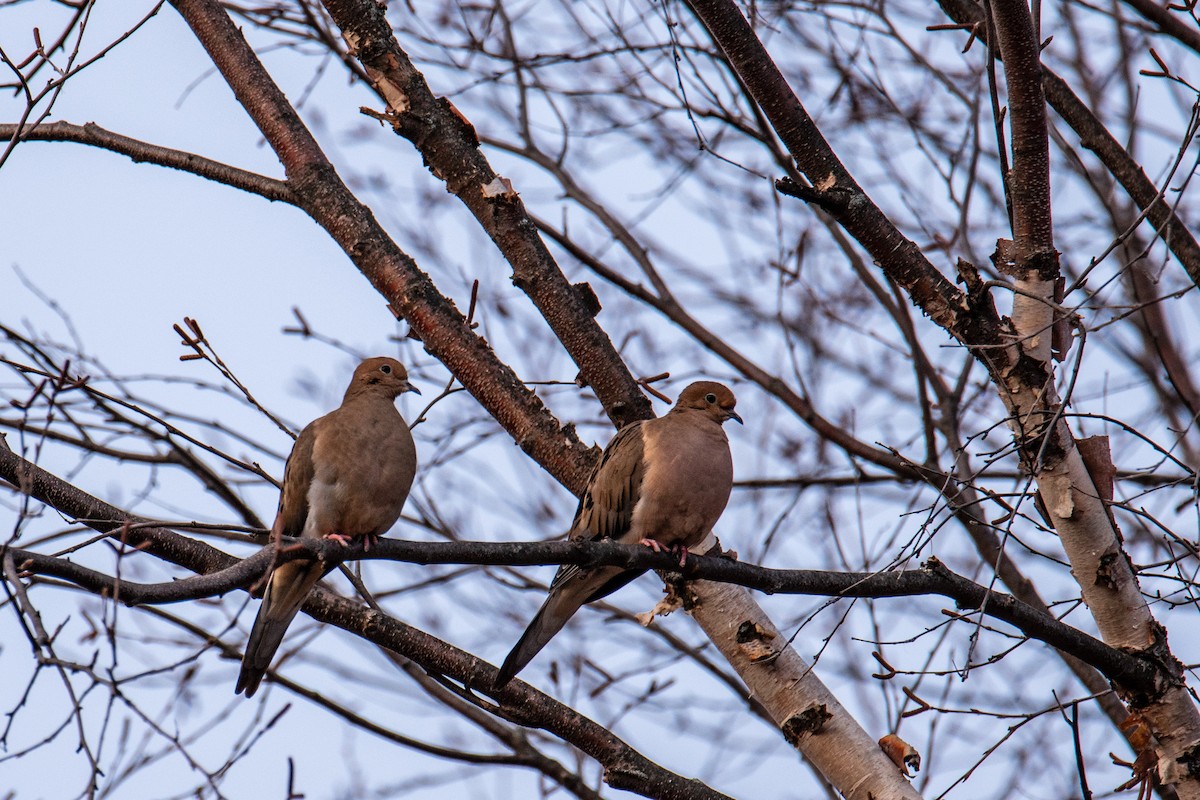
[9,534,1156,693]
[0,432,235,574]
[11,545,274,604]
[736,470,1194,489]
[0,442,732,800]
[0,121,296,204]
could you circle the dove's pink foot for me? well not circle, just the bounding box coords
[325,532,355,547]
[639,538,689,567]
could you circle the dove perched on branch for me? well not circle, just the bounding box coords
[495,381,741,688]
[236,357,419,697]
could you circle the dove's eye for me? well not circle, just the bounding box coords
[380,364,393,374]
[704,393,717,404]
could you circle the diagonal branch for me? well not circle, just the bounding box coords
[935,0,1200,289]
[682,0,974,336]
[168,0,595,494]
[1120,0,1200,55]
[142,607,605,800]
[320,0,654,430]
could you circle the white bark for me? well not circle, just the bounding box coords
[683,536,923,800]
[1008,283,1200,793]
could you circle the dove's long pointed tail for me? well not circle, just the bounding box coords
[495,587,582,689]
[495,565,642,689]
[236,560,325,697]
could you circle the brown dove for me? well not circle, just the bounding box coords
[495,381,741,688]
[236,357,420,697]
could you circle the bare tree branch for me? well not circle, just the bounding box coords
[321,0,654,429]
[0,121,296,203]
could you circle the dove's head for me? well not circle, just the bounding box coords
[672,381,741,426]
[346,357,421,400]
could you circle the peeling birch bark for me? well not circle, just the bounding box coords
[684,537,923,800]
[990,0,1200,787]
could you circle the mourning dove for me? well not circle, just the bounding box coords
[495,381,741,688]
[236,357,420,697]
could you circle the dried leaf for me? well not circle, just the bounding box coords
[879,733,921,776]
[636,589,683,626]
[1077,436,1115,503]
